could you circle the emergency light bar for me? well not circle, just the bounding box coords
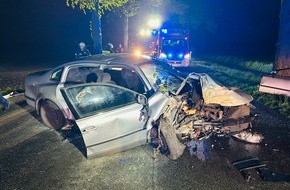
[160,28,189,36]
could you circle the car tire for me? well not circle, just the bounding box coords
[159,116,186,160]
[40,100,65,131]
[159,132,170,155]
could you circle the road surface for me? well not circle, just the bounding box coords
[1,94,290,190]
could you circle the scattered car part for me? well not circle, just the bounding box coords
[233,157,290,182]
[257,167,290,182]
[232,157,266,182]
[232,131,264,144]
[259,73,290,97]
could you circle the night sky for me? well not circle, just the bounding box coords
[1,0,91,64]
[0,0,281,65]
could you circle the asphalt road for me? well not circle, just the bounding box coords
[1,92,290,190]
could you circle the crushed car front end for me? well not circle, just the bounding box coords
[140,62,256,159]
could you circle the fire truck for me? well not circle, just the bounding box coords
[153,27,191,67]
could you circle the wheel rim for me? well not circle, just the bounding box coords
[40,100,64,130]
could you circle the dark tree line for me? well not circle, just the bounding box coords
[67,0,290,77]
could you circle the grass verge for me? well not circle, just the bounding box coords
[199,55,290,118]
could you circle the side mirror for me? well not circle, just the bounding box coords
[136,94,149,122]
[136,94,148,106]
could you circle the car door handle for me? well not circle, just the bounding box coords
[83,125,99,133]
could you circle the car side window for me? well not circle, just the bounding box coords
[66,66,102,84]
[119,68,146,94]
[65,67,84,84]
[62,84,137,119]
[50,68,63,82]
[104,67,147,95]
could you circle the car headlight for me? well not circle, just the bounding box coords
[160,53,167,59]
[184,53,191,59]
[135,50,142,56]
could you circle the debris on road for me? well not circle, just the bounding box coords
[232,157,290,182]
[187,140,206,161]
[257,167,290,182]
[3,91,24,99]
[233,157,267,182]
[232,131,264,143]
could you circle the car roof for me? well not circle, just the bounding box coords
[49,53,186,79]
[58,53,152,69]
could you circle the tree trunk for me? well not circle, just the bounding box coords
[124,15,129,52]
[91,2,102,54]
[275,0,290,77]
[159,116,186,160]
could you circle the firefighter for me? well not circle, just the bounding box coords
[75,42,91,59]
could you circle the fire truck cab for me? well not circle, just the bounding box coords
[154,28,191,67]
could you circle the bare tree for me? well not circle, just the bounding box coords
[120,0,141,52]
[66,0,128,54]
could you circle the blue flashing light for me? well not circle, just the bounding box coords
[152,30,158,36]
[167,53,173,59]
[182,29,188,35]
[161,29,168,34]
[178,53,184,59]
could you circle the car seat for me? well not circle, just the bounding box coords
[97,72,115,84]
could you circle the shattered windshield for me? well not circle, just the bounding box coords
[139,63,183,93]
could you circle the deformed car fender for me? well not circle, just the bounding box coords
[145,92,179,132]
[147,98,186,160]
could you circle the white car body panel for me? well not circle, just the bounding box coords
[75,102,147,158]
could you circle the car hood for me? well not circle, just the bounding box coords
[180,73,253,107]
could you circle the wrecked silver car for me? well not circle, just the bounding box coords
[25,54,255,159]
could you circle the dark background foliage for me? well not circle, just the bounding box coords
[0,0,281,64]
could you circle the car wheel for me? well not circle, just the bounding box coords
[159,116,186,160]
[40,100,65,130]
